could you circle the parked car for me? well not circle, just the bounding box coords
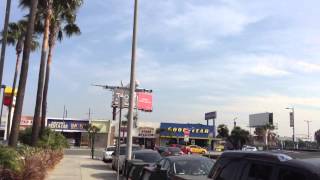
[102,146,115,162]
[208,151,320,180]
[242,145,257,151]
[127,161,150,180]
[187,145,207,154]
[155,146,168,154]
[161,147,184,156]
[123,149,162,178]
[140,155,215,180]
[111,144,141,172]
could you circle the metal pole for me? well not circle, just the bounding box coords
[126,0,138,160]
[116,97,123,180]
[0,87,5,138]
[62,105,65,133]
[305,120,311,141]
[292,108,295,143]
[0,0,12,91]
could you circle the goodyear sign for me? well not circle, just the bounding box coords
[160,123,214,138]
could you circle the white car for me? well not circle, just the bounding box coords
[103,146,116,162]
[111,144,141,172]
[242,145,258,151]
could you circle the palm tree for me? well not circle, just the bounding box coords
[41,0,82,135]
[217,124,229,139]
[20,0,53,145]
[1,20,39,135]
[8,0,39,148]
[254,123,275,148]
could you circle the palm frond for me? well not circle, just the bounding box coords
[63,23,80,37]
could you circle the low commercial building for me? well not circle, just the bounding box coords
[47,118,89,146]
[159,122,215,147]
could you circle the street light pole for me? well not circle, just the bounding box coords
[127,0,139,160]
[233,117,237,129]
[286,107,295,143]
[305,120,311,141]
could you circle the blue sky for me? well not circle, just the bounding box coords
[1,0,320,138]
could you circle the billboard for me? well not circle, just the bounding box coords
[205,111,216,120]
[111,89,130,108]
[249,112,273,127]
[137,92,152,112]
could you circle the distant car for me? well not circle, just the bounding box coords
[123,150,162,178]
[141,155,215,180]
[208,151,320,180]
[188,145,207,154]
[102,146,115,162]
[214,144,224,152]
[161,147,184,156]
[242,145,257,151]
[111,144,141,172]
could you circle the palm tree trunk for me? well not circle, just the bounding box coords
[0,0,12,92]
[7,51,21,133]
[41,27,56,131]
[8,0,39,147]
[32,7,51,144]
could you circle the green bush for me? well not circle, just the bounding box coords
[0,145,22,172]
[19,128,69,150]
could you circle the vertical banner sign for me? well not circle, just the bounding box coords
[183,128,190,142]
[137,92,153,112]
[289,112,294,127]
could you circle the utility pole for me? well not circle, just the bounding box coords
[116,97,123,180]
[305,120,311,141]
[127,0,139,160]
[0,0,12,91]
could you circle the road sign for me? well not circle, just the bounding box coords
[205,111,216,120]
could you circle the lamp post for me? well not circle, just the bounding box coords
[233,117,237,129]
[305,120,311,141]
[285,107,295,143]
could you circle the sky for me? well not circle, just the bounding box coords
[1,0,320,139]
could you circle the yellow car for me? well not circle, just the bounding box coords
[188,145,207,154]
[214,144,224,152]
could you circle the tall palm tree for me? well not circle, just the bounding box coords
[20,0,53,146]
[41,0,82,134]
[1,20,39,135]
[8,0,39,148]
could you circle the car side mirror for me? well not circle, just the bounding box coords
[112,152,115,156]
[156,163,161,170]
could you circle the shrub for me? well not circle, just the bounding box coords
[0,145,22,172]
[19,128,69,150]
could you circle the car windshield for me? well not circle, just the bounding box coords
[106,147,115,151]
[134,152,161,163]
[168,147,180,153]
[173,158,214,176]
[119,146,141,155]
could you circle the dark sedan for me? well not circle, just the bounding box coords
[141,155,215,180]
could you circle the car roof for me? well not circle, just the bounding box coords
[120,144,140,147]
[220,151,320,174]
[133,149,158,154]
[165,154,211,161]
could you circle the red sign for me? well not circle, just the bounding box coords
[183,128,190,136]
[137,92,153,112]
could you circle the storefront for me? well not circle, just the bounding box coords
[112,121,159,149]
[159,123,215,148]
[47,118,89,146]
[81,120,111,148]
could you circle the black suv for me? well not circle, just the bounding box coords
[208,151,320,180]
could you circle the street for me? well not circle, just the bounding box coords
[47,148,118,180]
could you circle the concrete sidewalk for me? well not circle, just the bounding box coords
[47,155,117,180]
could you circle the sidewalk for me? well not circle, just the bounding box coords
[47,155,117,180]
